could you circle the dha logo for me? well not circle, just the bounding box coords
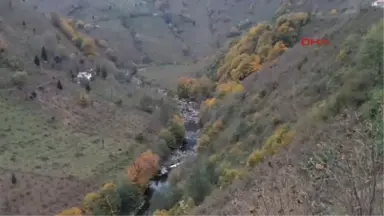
[301,38,330,46]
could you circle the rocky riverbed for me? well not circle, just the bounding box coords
[132,75,201,215]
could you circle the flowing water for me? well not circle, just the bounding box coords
[132,77,201,215]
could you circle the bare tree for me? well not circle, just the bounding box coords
[300,113,383,215]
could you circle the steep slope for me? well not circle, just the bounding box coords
[0,1,170,214]
[26,0,372,67]
[189,8,383,216]
[26,0,284,65]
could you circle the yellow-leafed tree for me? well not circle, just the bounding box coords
[82,183,121,216]
[216,81,244,98]
[266,41,288,61]
[56,207,83,216]
[153,209,169,216]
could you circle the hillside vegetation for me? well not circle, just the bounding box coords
[187,10,384,215]
[154,7,384,216]
[62,6,383,216]
[0,0,178,214]
[0,0,383,215]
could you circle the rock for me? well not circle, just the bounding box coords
[221,16,231,23]
[95,39,108,48]
[155,0,170,11]
[76,20,85,29]
[105,48,118,63]
[237,18,252,30]
[227,26,241,37]
[315,163,325,170]
[141,55,152,64]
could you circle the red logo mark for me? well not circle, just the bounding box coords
[301,38,330,46]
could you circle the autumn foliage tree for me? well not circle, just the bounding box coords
[177,76,215,100]
[50,13,97,57]
[127,150,160,189]
[177,77,200,99]
[56,207,83,216]
[82,183,121,216]
[215,12,309,83]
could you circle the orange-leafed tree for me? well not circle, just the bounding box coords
[127,150,160,189]
[56,207,83,216]
[177,77,200,99]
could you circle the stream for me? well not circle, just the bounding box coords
[76,67,200,215]
[132,78,201,216]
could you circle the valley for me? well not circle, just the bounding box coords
[0,0,383,215]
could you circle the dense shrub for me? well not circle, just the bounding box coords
[154,198,195,216]
[116,180,143,215]
[185,166,212,204]
[215,13,308,83]
[247,149,267,167]
[153,98,177,125]
[11,71,27,87]
[197,120,224,152]
[199,98,217,122]
[51,14,77,41]
[266,41,288,61]
[78,93,90,107]
[149,185,183,213]
[216,81,244,98]
[201,98,217,110]
[139,95,155,113]
[197,134,211,152]
[247,125,295,167]
[357,20,383,75]
[273,2,292,21]
[152,138,172,159]
[275,12,309,28]
[159,128,177,149]
[158,114,185,150]
[167,198,195,215]
[218,168,247,187]
[50,13,97,56]
[0,56,24,71]
[198,75,215,98]
[177,76,215,100]
[177,77,200,99]
[82,183,121,216]
[168,114,185,144]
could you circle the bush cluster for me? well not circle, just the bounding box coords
[176,76,214,100]
[158,114,185,150]
[50,13,97,57]
[216,12,309,83]
[247,125,295,167]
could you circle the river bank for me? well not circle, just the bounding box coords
[132,76,201,215]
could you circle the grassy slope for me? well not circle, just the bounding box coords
[190,8,383,215]
[0,1,165,214]
[138,56,215,89]
[26,0,284,65]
